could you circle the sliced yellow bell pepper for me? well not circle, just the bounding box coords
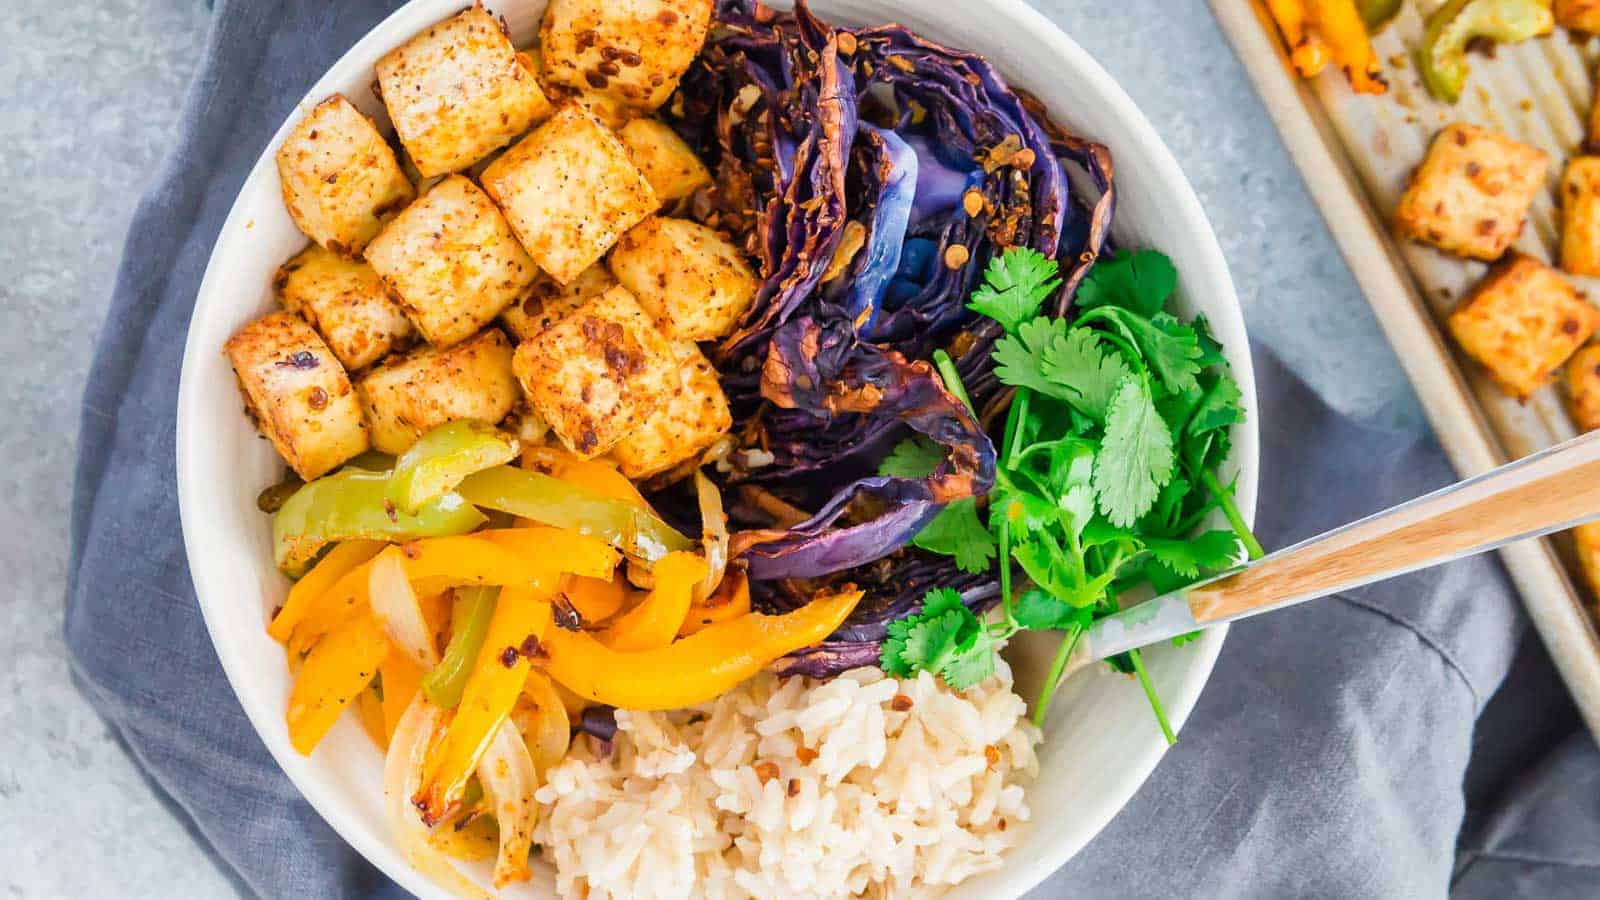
[287,559,375,658]
[545,589,864,710]
[599,552,707,651]
[413,585,553,824]
[560,573,628,624]
[379,650,425,742]
[679,569,752,637]
[356,685,387,749]
[521,446,648,508]
[269,539,384,642]
[1265,0,1386,94]
[477,528,619,580]
[286,612,389,754]
[548,679,593,719]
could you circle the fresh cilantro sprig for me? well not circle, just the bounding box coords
[877,246,1262,744]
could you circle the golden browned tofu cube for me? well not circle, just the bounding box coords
[1575,521,1600,602]
[1395,124,1547,261]
[1563,158,1600,277]
[1448,255,1600,398]
[1565,344,1600,431]
[499,264,617,342]
[480,105,656,284]
[375,6,554,177]
[613,340,731,479]
[513,286,674,457]
[275,95,415,257]
[619,119,711,206]
[538,0,712,110]
[275,245,414,371]
[1558,0,1600,33]
[607,217,758,341]
[364,175,538,347]
[225,312,369,480]
[356,329,520,454]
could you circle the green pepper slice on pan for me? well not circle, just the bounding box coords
[1418,0,1553,104]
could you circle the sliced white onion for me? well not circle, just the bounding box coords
[476,720,540,888]
[695,470,729,602]
[369,547,440,669]
[383,696,487,900]
[514,672,572,776]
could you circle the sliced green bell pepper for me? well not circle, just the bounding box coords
[273,468,486,576]
[1418,0,1553,104]
[1357,0,1402,30]
[387,420,520,515]
[421,586,498,709]
[455,465,693,562]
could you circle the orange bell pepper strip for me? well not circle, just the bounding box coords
[379,650,425,742]
[521,446,649,508]
[286,612,389,754]
[598,552,707,650]
[545,589,864,710]
[477,528,619,580]
[1264,0,1331,77]
[269,539,384,642]
[560,573,627,624]
[413,585,553,825]
[1305,0,1385,95]
[394,529,617,597]
[679,569,752,637]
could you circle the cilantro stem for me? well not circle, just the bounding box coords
[997,515,1014,620]
[934,349,976,414]
[1031,624,1083,728]
[1006,388,1032,462]
[1128,649,1176,745]
[1200,469,1264,560]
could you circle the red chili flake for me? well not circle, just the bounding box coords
[795,746,818,764]
[754,761,780,783]
[585,71,609,89]
[383,499,399,523]
[519,634,547,660]
[306,386,329,410]
[276,350,320,369]
[401,542,421,559]
[984,745,1001,768]
[499,646,520,668]
[553,596,584,631]
[890,693,914,712]
[786,778,801,797]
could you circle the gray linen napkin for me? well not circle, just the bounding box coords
[63,0,1593,896]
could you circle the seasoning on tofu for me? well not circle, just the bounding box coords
[481,105,657,285]
[356,328,521,455]
[374,5,554,177]
[512,286,675,457]
[1447,255,1600,399]
[363,175,539,348]
[275,245,415,371]
[1395,123,1547,262]
[1565,344,1600,432]
[612,340,733,479]
[538,0,714,110]
[274,94,414,257]
[1563,158,1600,278]
[619,118,713,206]
[225,312,369,480]
[607,217,758,341]
[500,264,618,343]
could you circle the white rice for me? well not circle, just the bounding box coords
[532,663,1040,899]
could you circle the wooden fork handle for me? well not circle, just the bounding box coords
[1187,429,1600,624]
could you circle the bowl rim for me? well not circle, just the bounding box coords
[175,1,1258,896]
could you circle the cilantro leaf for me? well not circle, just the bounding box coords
[966,247,1062,332]
[1039,329,1133,420]
[919,586,967,619]
[1187,372,1244,438]
[940,629,1002,689]
[1076,248,1177,318]
[1084,308,1203,396]
[880,588,1005,690]
[902,611,967,676]
[992,317,1069,399]
[1013,588,1094,631]
[1093,378,1176,526]
[911,498,996,573]
[878,436,943,478]
[1142,530,1242,578]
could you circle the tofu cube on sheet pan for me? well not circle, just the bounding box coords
[274,245,415,371]
[481,105,657,285]
[1395,123,1548,262]
[274,94,415,257]
[375,5,554,177]
[538,0,714,111]
[513,286,676,458]
[1574,521,1600,604]
[1557,0,1600,35]
[363,175,539,348]
[1563,158,1600,277]
[613,339,732,480]
[500,264,618,343]
[1566,344,1600,432]
[619,118,713,206]
[225,312,369,481]
[1447,255,1600,399]
[356,328,521,455]
[607,217,758,341]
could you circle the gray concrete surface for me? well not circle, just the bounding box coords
[0,0,1417,897]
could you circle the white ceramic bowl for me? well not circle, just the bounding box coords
[176,1,1258,896]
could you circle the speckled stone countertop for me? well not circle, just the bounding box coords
[0,0,1418,896]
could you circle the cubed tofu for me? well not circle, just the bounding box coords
[364,175,538,347]
[375,6,554,177]
[356,329,520,454]
[1565,344,1600,431]
[1448,255,1600,398]
[500,264,618,342]
[225,312,369,480]
[607,217,757,341]
[480,105,656,284]
[1575,521,1600,602]
[275,245,415,371]
[1563,158,1600,276]
[513,286,674,457]
[1558,0,1600,33]
[613,340,731,479]
[619,118,711,206]
[539,0,712,110]
[574,92,634,131]
[275,94,415,257]
[1395,123,1547,261]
